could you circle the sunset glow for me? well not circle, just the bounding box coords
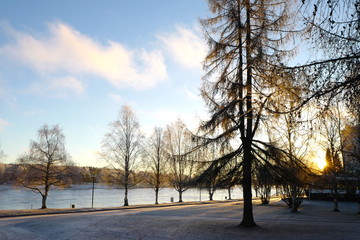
[310,150,327,170]
[315,158,327,170]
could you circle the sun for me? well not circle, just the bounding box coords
[314,158,327,170]
[309,150,327,171]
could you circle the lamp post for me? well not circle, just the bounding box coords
[91,174,95,208]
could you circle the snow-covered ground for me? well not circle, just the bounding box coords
[0,198,359,239]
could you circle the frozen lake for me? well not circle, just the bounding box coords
[0,184,244,210]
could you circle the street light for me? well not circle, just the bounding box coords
[91,174,96,208]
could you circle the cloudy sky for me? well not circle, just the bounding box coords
[0,0,210,167]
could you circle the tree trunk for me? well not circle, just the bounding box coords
[261,188,270,204]
[155,159,160,205]
[178,190,183,202]
[239,0,256,228]
[155,188,159,204]
[228,187,232,200]
[291,186,298,212]
[333,198,339,212]
[333,196,339,212]
[42,182,50,209]
[124,184,129,206]
[124,157,129,206]
[333,187,339,212]
[240,144,256,227]
[209,191,213,201]
[41,194,47,209]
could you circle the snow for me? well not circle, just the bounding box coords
[0,198,359,239]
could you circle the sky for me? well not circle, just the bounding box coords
[0,0,211,167]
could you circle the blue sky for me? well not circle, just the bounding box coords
[0,0,210,167]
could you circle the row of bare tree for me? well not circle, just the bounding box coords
[0,102,359,213]
[0,103,358,211]
[100,106,197,206]
[0,107,208,209]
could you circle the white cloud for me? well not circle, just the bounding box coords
[151,108,181,124]
[0,79,17,107]
[0,22,168,90]
[109,93,122,103]
[158,25,206,70]
[140,108,180,137]
[50,76,84,96]
[0,118,9,132]
[142,107,205,134]
[26,76,84,98]
[182,86,201,101]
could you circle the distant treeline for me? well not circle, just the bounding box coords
[0,163,171,188]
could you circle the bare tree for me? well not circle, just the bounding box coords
[194,144,219,201]
[0,145,5,165]
[289,1,359,112]
[287,0,360,211]
[100,105,143,206]
[201,145,221,201]
[320,103,346,172]
[164,119,195,202]
[342,124,360,171]
[145,127,168,204]
[16,124,72,209]
[0,144,6,184]
[253,163,274,205]
[272,107,314,212]
[194,139,236,201]
[319,102,350,211]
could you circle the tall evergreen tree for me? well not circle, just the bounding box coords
[199,0,299,227]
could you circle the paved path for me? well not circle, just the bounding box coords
[0,199,359,239]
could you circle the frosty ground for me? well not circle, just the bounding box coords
[0,198,359,240]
